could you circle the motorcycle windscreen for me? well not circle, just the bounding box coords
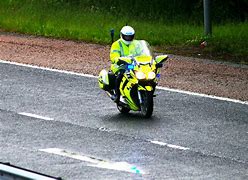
[135,56,153,64]
[129,40,153,57]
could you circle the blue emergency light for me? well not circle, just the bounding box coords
[127,64,134,70]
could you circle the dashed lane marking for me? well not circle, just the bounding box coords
[19,112,54,121]
[150,140,190,150]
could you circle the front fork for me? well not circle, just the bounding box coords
[138,91,143,104]
[137,85,154,105]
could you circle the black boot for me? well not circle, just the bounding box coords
[112,82,120,103]
[111,94,119,103]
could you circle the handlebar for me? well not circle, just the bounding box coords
[117,57,133,66]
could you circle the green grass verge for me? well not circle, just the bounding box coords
[0,1,247,64]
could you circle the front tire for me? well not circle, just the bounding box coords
[140,91,154,118]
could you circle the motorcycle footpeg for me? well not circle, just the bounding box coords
[118,101,129,108]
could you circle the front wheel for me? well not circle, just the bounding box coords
[140,91,154,118]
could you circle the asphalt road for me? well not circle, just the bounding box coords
[0,62,247,180]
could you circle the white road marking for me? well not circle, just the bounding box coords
[39,148,145,174]
[0,59,247,105]
[150,140,190,150]
[157,86,248,105]
[19,112,54,121]
[0,59,95,78]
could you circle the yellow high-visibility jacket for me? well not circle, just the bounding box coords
[110,39,138,74]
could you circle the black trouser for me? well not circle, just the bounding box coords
[115,69,125,99]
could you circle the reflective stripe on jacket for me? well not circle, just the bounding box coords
[110,39,130,64]
[110,39,130,74]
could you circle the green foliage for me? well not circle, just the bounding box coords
[0,0,247,64]
[34,0,247,23]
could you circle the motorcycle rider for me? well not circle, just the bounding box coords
[109,25,135,103]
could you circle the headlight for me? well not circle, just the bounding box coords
[135,71,146,80]
[148,72,156,80]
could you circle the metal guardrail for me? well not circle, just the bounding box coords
[0,162,62,180]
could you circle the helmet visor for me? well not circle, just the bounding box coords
[122,34,134,41]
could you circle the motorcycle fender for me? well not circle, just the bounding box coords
[145,86,153,91]
[138,86,153,91]
[138,86,146,91]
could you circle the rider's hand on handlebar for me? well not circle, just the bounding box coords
[117,57,133,65]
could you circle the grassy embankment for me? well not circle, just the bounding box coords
[0,1,247,64]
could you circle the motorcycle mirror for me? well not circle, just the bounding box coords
[155,55,168,64]
[110,29,114,43]
[117,59,128,66]
[156,63,163,68]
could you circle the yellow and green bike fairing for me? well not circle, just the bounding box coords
[119,55,156,111]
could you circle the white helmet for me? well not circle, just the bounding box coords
[120,26,135,45]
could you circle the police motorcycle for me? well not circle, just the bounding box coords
[98,40,168,118]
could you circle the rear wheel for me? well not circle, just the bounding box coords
[140,91,154,118]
